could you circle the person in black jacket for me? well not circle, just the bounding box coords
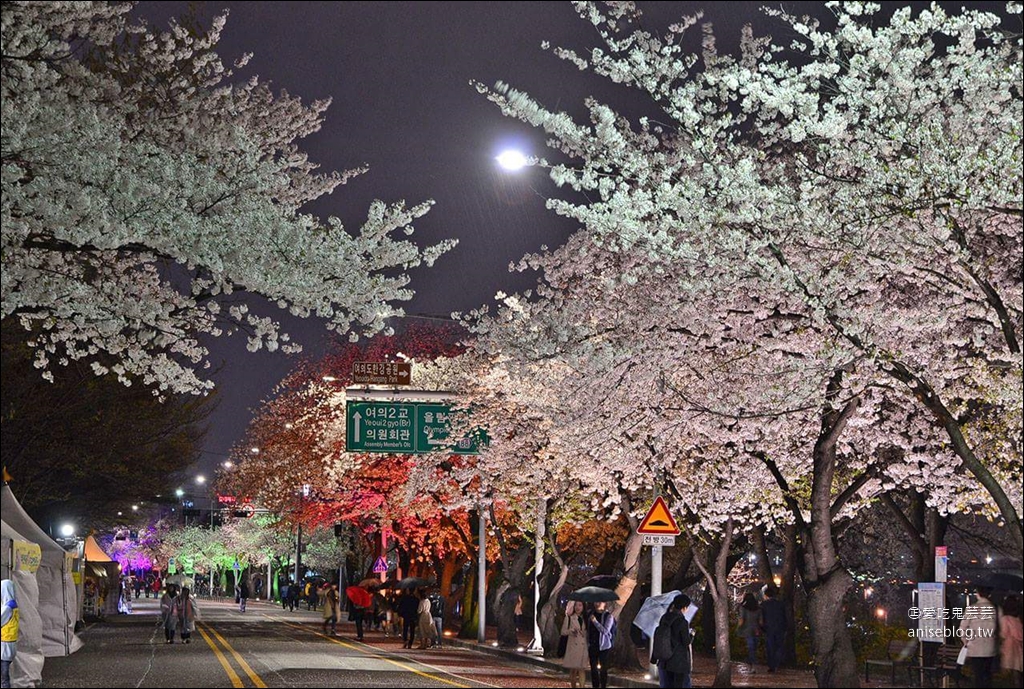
[656,594,693,688]
[398,591,419,649]
[759,584,787,673]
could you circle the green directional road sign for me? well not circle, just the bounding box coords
[346,401,417,453]
[345,401,484,454]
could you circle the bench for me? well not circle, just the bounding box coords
[909,644,962,688]
[865,638,919,684]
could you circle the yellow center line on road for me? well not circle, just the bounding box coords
[202,622,269,688]
[278,620,479,688]
[197,624,244,688]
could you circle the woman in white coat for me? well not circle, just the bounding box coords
[561,601,589,688]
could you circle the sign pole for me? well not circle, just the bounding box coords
[650,544,663,678]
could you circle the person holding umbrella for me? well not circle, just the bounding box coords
[561,601,589,688]
[346,586,372,641]
[398,587,420,649]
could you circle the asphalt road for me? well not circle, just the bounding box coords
[42,598,571,688]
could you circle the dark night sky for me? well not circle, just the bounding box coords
[132,1,825,475]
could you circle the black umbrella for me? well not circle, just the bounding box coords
[585,575,620,590]
[376,578,400,590]
[979,573,1024,592]
[567,586,620,603]
[397,576,434,590]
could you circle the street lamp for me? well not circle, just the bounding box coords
[496,149,528,171]
[60,523,75,538]
[175,488,184,498]
[195,475,206,485]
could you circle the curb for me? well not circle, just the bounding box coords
[445,637,658,688]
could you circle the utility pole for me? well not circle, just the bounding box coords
[293,523,302,585]
[478,505,486,644]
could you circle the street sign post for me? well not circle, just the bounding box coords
[641,534,676,546]
[345,401,484,454]
[352,362,412,386]
[372,556,388,574]
[935,546,948,583]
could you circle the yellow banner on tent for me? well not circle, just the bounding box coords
[13,540,41,573]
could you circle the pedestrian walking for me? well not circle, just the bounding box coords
[586,601,617,689]
[322,584,339,635]
[306,580,318,611]
[1000,594,1023,687]
[133,576,142,600]
[288,581,301,612]
[416,590,437,649]
[759,584,786,673]
[151,575,162,599]
[561,601,589,689]
[651,594,693,689]
[173,587,199,644]
[1,580,18,689]
[429,592,445,647]
[281,581,290,610]
[238,576,250,613]
[160,585,178,643]
[738,592,760,671]
[960,586,999,688]
[398,590,419,649]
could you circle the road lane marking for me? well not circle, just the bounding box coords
[197,624,244,688]
[279,620,478,687]
[202,623,268,688]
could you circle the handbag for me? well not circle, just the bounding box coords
[956,645,968,666]
[557,634,568,658]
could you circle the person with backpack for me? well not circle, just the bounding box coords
[651,594,693,688]
[428,592,445,648]
[561,601,589,688]
[587,601,617,689]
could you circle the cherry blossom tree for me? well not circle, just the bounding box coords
[474,1,1022,562]
[1,2,454,394]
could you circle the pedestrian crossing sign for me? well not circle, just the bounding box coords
[637,496,681,535]
[372,556,388,574]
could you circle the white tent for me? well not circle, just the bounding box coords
[0,484,81,657]
[1,518,44,687]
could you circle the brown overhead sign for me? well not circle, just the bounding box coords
[352,361,411,385]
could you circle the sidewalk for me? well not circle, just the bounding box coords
[443,635,820,688]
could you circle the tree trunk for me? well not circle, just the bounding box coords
[539,544,570,657]
[458,567,479,639]
[751,524,774,583]
[494,542,531,647]
[806,566,858,688]
[804,373,860,688]
[694,520,735,688]
[609,503,646,671]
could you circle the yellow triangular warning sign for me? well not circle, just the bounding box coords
[637,496,681,535]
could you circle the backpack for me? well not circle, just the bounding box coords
[429,594,443,618]
[651,616,677,662]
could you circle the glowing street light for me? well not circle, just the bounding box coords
[131,505,139,512]
[175,488,184,498]
[496,149,528,171]
[195,475,206,485]
[60,524,75,538]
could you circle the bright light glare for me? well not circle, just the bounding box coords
[60,524,75,537]
[195,475,206,485]
[175,488,184,497]
[496,149,528,171]
[223,461,234,469]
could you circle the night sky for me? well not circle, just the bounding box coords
[132,1,825,474]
